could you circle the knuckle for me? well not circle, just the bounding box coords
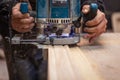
[101,12,105,18]
[105,19,108,24]
[103,29,106,32]
[85,28,90,32]
[30,23,34,27]
[20,19,25,23]
[95,27,99,31]
[25,25,30,29]
[30,17,34,22]
[94,19,99,24]
[12,12,17,17]
[104,26,107,32]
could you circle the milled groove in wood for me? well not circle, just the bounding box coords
[69,47,104,80]
[65,46,84,80]
[55,46,77,80]
[48,46,58,80]
[48,45,103,80]
[48,46,77,80]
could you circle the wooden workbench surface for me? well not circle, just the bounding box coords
[47,33,120,80]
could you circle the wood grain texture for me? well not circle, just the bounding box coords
[80,33,120,80]
[48,33,120,80]
[48,46,103,80]
[69,47,103,80]
[48,46,77,80]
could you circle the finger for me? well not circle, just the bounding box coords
[89,37,96,43]
[89,30,104,43]
[85,10,105,27]
[103,25,107,32]
[23,23,35,29]
[29,23,35,29]
[15,25,34,33]
[12,3,30,19]
[82,5,90,14]
[12,10,30,19]
[18,28,31,33]
[11,17,33,25]
[21,26,33,32]
[84,18,107,33]
[94,25,107,37]
[28,2,32,10]
[20,17,34,24]
[84,24,106,40]
[12,3,22,18]
[87,18,107,43]
[83,33,96,39]
[12,21,34,32]
[89,25,107,43]
[12,3,21,11]
[13,27,26,33]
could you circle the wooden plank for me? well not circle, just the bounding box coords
[67,46,103,80]
[48,45,103,80]
[48,46,58,80]
[79,33,120,80]
[48,46,76,80]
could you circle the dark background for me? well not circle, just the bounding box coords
[104,0,120,30]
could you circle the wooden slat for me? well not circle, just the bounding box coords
[68,46,103,80]
[48,45,103,80]
[48,46,76,80]
[48,33,120,80]
[48,46,58,80]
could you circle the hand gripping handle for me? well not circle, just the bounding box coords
[83,3,98,22]
[82,3,98,32]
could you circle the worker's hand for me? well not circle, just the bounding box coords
[11,3,35,33]
[82,5,107,43]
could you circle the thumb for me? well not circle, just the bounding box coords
[82,5,90,14]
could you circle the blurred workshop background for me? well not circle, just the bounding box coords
[0,0,120,80]
[104,0,120,32]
